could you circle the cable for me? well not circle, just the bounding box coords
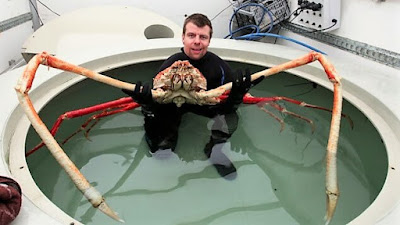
[37,0,60,16]
[284,81,318,98]
[28,0,44,26]
[227,2,275,38]
[301,20,338,33]
[210,0,234,21]
[225,2,326,55]
[229,24,260,37]
[281,1,337,34]
[273,25,282,44]
[288,8,303,22]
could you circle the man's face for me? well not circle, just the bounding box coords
[182,22,211,60]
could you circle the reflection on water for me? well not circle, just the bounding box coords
[26,61,387,225]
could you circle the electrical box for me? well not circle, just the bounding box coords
[291,0,341,32]
[233,0,291,32]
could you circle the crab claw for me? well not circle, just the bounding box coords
[98,202,125,223]
[84,186,124,222]
[325,190,339,225]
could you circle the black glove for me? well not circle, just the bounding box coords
[218,69,264,114]
[227,69,252,105]
[122,81,157,115]
[122,81,153,104]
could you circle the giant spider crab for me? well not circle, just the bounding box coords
[15,51,342,224]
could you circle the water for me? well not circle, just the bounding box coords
[26,61,387,225]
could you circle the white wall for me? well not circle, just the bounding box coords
[338,0,399,53]
[0,0,34,74]
[277,0,400,62]
[1,0,399,74]
[35,0,400,54]
[35,0,234,38]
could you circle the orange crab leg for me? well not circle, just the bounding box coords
[262,52,342,224]
[61,101,139,145]
[15,52,124,222]
[26,97,139,157]
[217,51,342,224]
[243,95,353,131]
[16,51,167,100]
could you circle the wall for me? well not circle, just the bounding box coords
[34,0,400,53]
[34,0,234,38]
[338,0,399,53]
[0,0,34,74]
[1,0,399,74]
[277,0,400,65]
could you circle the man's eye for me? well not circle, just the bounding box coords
[200,35,208,40]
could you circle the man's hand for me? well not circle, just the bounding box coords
[228,69,264,104]
[215,69,263,114]
[122,81,153,106]
[230,69,251,102]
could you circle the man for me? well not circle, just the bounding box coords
[123,13,262,178]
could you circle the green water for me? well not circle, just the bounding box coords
[26,61,387,225]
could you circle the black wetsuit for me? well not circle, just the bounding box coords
[143,49,239,177]
[137,48,242,178]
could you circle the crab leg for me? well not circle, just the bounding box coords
[60,101,139,145]
[219,52,341,223]
[15,52,124,222]
[274,52,341,224]
[243,95,353,131]
[26,97,139,156]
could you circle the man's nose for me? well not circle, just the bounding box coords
[194,35,200,43]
